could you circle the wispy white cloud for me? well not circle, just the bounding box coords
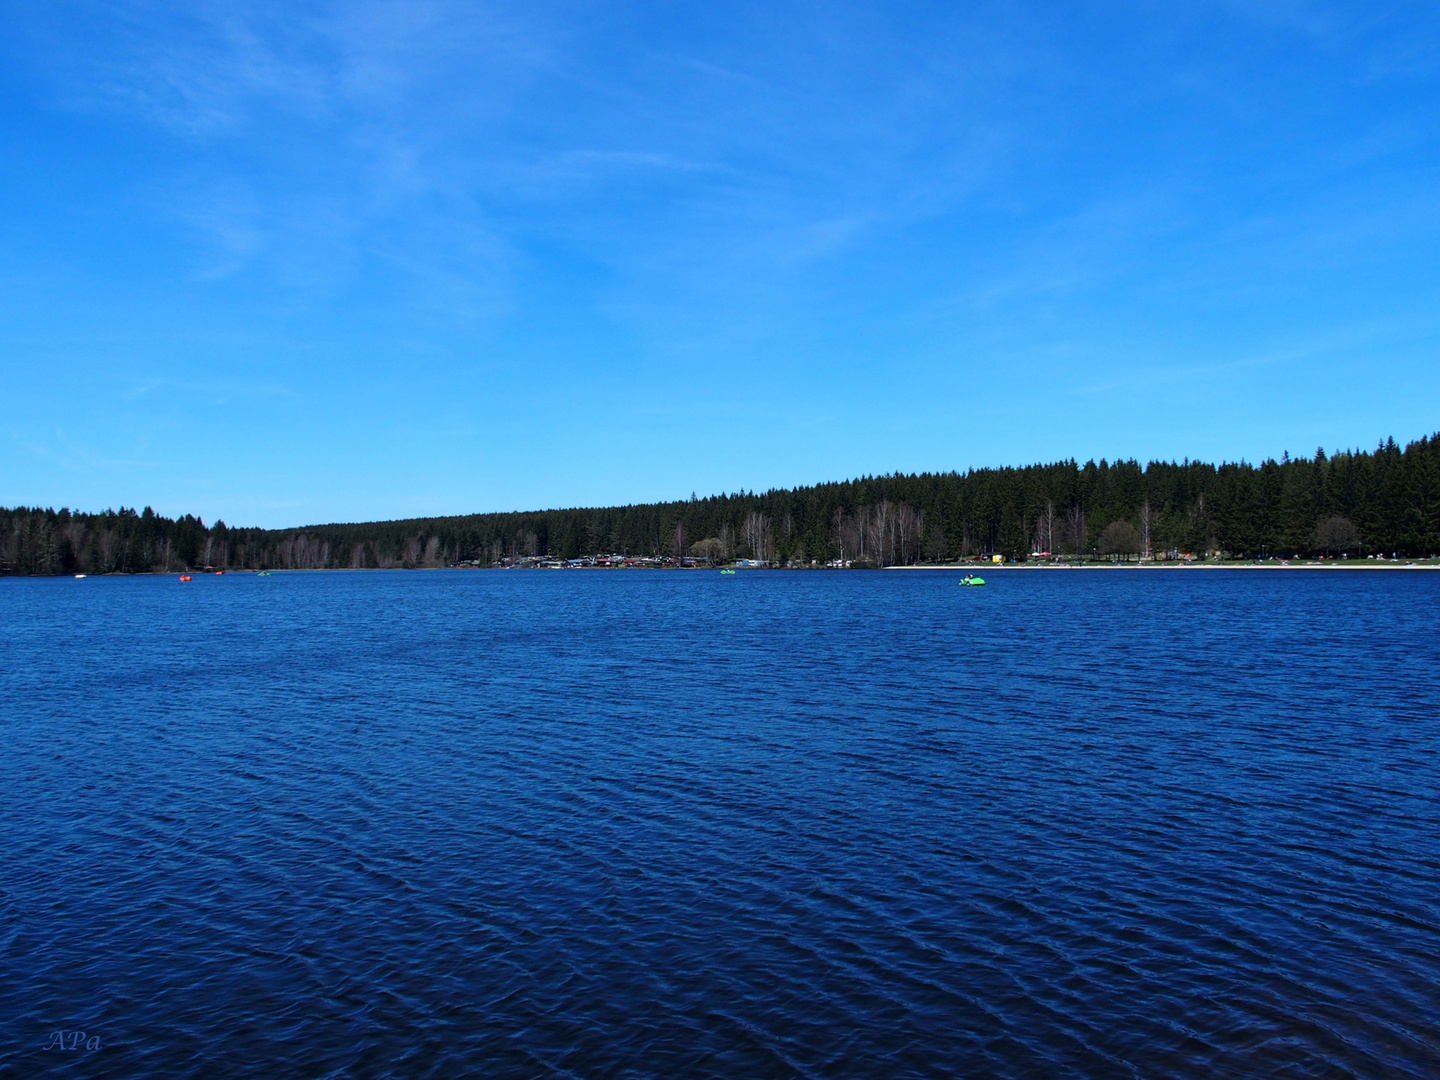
[9,426,170,471]
[28,2,539,132]
[118,377,297,403]
[166,174,270,278]
[41,5,327,134]
[6,1,1440,522]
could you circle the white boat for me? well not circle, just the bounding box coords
[74,574,87,579]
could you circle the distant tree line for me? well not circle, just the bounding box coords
[4,434,1439,575]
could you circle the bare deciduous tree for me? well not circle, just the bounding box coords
[831,508,851,565]
[1097,520,1142,561]
[865,501,895,566]
[742,511,772,563]
[690,537,724,565]
[1313,515,1360,555]
[896,504,922,565]
[1063,505,1088,557]
[718,523,736,562]
[1139,500,1155,560]
[1033,500,1057,555]
[924,520,948,563]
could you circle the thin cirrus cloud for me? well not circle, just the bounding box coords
[1,1,1438,526]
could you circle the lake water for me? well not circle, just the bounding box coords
[2,569,1438,1078]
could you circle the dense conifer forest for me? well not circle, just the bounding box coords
[5,434,1439,574]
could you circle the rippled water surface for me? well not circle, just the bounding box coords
[3,569,1439,1078]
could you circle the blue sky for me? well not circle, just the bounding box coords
[3,2,1438,527]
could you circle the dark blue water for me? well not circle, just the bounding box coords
[2,569,1438,1078]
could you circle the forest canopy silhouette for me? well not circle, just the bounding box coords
[5,434,1438,574]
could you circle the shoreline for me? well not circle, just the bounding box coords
[21,560,1439,577]
[891,562,1439,571]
